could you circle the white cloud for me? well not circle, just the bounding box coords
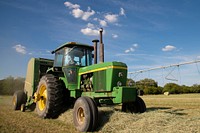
[93,18,107,27]
[99,20,107,27]
[133,43,138,48]
[81,7,95,21]
[87,23,95,28]
[125,49,130,53]
[125,48,135,53]
[162,45,176,52]
[64,1,95,21]
[71,7,95,21]
[64,1,80,9]
[112,34,118,38]
[13,44,26,54]
[64,2,126,37]
[130,47,135,52]
[85,23,98,35]
[71,8,84,18]
[105,14,118,23]
[81,23,106,36]
[120,8,125,16]
[125,43,139,53]
[81,27,99,36]
[102,8,124,25]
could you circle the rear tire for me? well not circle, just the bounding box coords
[36,74,64,118]
[136,96,146,113]
[12,90,27,110]
[122,96,146,113]
[73,97,98,132]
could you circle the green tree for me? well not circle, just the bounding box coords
[191,84,200,93]
[137,78,158,87]
[163,83,181,94]
[136,78,160,94]
[0,76,25,95]
[181,85,191,93]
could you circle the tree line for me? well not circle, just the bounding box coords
[0,76,25,95]
[127,78,200,95]
[0,76,200,95]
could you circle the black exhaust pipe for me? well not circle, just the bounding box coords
[92,39,99,64]
[99,28,104,63]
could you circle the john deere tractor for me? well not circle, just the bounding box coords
[12,28,146,132]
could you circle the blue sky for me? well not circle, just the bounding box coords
[1,0,200,86]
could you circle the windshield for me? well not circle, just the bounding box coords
[54,49,64,67]
[54,46,93,67]
[62,47,93,66]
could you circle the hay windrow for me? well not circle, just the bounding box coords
[1,94,200,133]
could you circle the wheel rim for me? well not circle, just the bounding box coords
[38,84,47,111]
[77,107,85,124]
[21,104,25,112]
[12,95,16,106]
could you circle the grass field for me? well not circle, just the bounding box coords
[0,94,200,133]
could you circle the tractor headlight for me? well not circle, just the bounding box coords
[117,81,122,86]
[118,72,123,77]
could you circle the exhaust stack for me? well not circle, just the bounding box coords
[92,39,99,64]
[99,28,104,63]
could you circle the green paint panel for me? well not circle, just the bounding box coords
[70,89,82,98]
[112,86,137,104]
[93,70,106,91]
[79,61,127,92]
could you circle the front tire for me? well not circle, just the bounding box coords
[85,97,98,131]
[36,74,64,118]
[73,97,98,132]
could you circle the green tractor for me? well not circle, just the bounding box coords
[12,28,146,132]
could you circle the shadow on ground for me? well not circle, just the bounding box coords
[147,107,172,112]
[147,107,188,115]
[164,109,188,115]
[96,109,114,131]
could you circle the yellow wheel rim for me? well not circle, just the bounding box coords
[13,96,16,106]
[77,107,85,124]
[38,84,47,111]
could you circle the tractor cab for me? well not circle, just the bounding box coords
[51,42,94,88]
[52,42,94,67]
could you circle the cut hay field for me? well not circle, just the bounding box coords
[0,94,200,133]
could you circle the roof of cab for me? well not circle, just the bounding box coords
[51,42,94,54]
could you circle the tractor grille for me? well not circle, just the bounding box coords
[93,70,106,92]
